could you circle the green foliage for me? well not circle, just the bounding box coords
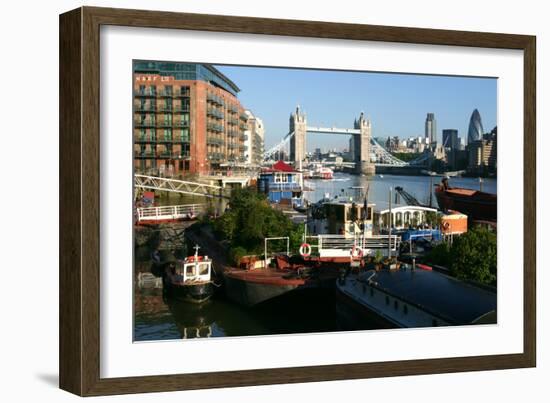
[212,187,304,255]
[450,226,497,286]
[374,250,384,264]
[424,211,440,228]
[424,226,497,286]
[229,246,247,266]
[391,152,422,162]
[426,243,451,267]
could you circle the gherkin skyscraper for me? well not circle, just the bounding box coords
[467,109,484,144]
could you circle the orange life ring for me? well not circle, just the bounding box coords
[299,243,312,257]
[443,222,450,230]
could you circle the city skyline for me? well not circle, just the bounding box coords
[215,64,497,152]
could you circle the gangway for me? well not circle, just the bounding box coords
[136,204,205,223]
[134,174,231,198]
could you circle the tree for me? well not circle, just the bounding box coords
[212,187,304,255]
[450,226,497,286]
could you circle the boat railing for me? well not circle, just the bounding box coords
[314,234,400,251]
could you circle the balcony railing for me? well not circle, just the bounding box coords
[227,118,239,125]
[173,121,189,127]
[174,90,191,97]
[134,120,156,128]
[227,131,239,137]
[207,93,224,106]
[135,135,157,143]
[135,90,157,97]
[134,152,156,159]
[239,123,248,130]
[134,105,156,112]
[158,90,173,97]
[207,108,224,119]
[157,106,173,112]
[207,137,224,146]
[207,152,224,161]
[240,112,249,121]
[207,123,224,132]
[174,106,190,113]
[240,134,248,141]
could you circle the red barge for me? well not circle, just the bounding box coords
[435,179,497,222]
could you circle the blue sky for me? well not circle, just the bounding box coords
[215,65,497,152]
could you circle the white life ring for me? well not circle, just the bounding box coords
[443,221,450,230]
[350,245,364,258]
[299,243,312,257]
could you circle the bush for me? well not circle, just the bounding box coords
[229,246,248,266]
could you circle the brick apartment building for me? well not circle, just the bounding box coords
[133,61,249,176]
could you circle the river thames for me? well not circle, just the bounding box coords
[134,173,496,341]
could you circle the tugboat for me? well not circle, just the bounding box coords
[162,246,214,303]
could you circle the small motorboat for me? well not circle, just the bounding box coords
[162,246,215,303]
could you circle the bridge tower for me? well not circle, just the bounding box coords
[289,105,307,166]
[354,112,375,175]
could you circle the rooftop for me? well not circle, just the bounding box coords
[365,268,496,325]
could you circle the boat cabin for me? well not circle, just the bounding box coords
[375,205,439,231]
[176,255,212,283]
[258,160,304,207]
[309,200,375,237]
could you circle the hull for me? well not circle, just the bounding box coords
[435,187,496,221]
[165,281,214,304]
[223,270,305,307]
[336,283,397,330]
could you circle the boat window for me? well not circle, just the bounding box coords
[185,265,195,277]
[198,263,209,276]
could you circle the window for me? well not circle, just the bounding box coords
[185,265,195,277]
[198,263,209,276]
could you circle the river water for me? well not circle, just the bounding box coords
[134,173,497,341]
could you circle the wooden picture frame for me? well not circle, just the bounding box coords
[59,6,536,396]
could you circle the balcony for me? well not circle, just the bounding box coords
[134,105,156,112]
[174,106,190,113]
[135,90,157,97]
[240,134,248,142]
[207,108,224,119]
[134,120,156,128]
[239,123,248,130]
[134,151,156,159]
[227,118,239,125]
[207,137,224,146]
[207,152,224,161]
[158,90,173,97]
[135,136,157,143]
[227,143,238,149]
[173,120,189,127]
[157,121,173,128]
[240,112,249,121]
[227,130,239,138]
[157,106,173,113]
[228,105,238,114]
[174,90,191,98]
[207,93,224,106]
[239,145,248,151]
[207,123,224,133]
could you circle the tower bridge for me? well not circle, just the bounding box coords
[264,106,430,172]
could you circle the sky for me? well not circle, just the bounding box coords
[215,64,497,153]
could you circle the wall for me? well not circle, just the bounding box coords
[0,0,546,402]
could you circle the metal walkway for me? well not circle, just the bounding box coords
[136,204,205,223]
[134,174,231,198]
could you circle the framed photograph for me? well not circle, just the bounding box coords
[59,6,536,396]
